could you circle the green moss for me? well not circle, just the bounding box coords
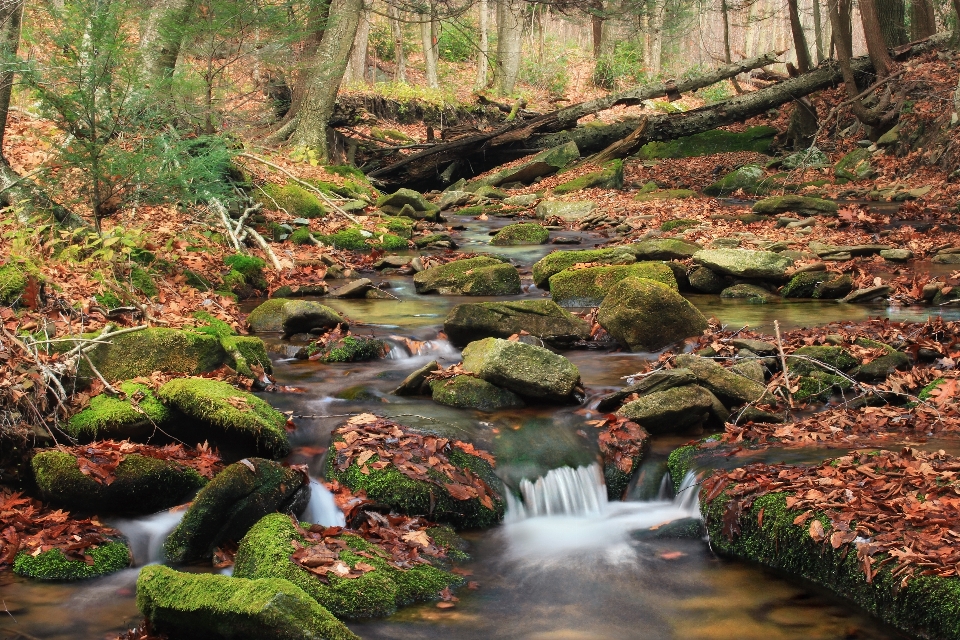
[413,256,522,296]
[661,218,699,232]
[0,262,32,304]
[193,311,236,339]
[221,269,248,295]
[635,126,776,159]
[94,291,123,308]
[157,378,290,458]
[490,223,550,246]
[14,541,129,581]
[66,381,172,441]
[781,271,829,298]
[666,444,696,493]
[226,335,273,375]
[377,216,414,238]
[789,345,858,377]
[234,514,461,620]
[259,183,327,218]
[430,375,525,411]
[531,247,637,289]
[317,228,366,250]
[183,269,214,291]
[137,564,358,640]
[326,164,368,182]
[553,160,624,195]
[548,262,677,307]
[288,227,313,245]
[303,336,387,363]
[74,328,226,383]
[224,254,267,289]
[919,378,945,401]
[372,233,408,250]
[130,267,158,297]
[246,298,288,332]
[793,373,854,401]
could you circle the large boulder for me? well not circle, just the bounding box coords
[490,222,550,245]
[693,248,794,281]
[32,448,207,514]
[834,148,873,181]
[627,238,702,261]
[549,262,677,307]
[703,164,765,196]
[65,381,173,442]
[752,195,838,216]
[234,514,461,620]
[443,299,591,346]
[430,375,525,411]
[280,301,348,335]
[617,385,727,434]
[69,328,225,382]
[531,247,636,289]
[462,337,581,400]
[157,378,291,458]
[782,271,853,299]
[413,256,521,295]
[163,458,309,563]
[674,354,767,406]
[535,200,596,222]
[376,188,441,221]
[597,277,707,352]
[137,564,357,640]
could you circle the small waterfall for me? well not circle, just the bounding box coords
[300,478,346,527]
[111,508,186,566]
[656,473,673,501]
[673,472,700,511]
[507,464,607,520]
[384,337,458,360]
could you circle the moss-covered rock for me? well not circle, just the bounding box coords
[443,299,591,346]
[781,271,829,298]
[531,247,637,289]
[246,299,287,332]
[430,375,525,411]
[224,255,268,294]
[834,148,873,181]
[157,378,290,458]
[65,381,172,442]
[674,354,768,407]
[32,449,206,514]
[788,345,858,377]
[280,300,348,335]
[163,458,309,563]
[693,248,794,281]
[258,183,327,218]
[534,200,597,222]
[688,266,727,293]
[549,262,677,307]
[666,444,697,492]
[853,351,910,381]
[223,335,273,377]
[489,223,550,246]
[376,188,441,221]
[719,284,777,303]
[14,541,130,581]
[752,195,838,216]
[137,564,357,640]
[297,336,387,362]
[413,256,521,296]
[597,277,707,352]
[634,126,777,160]
[235,515,461,620]
[597,369,698,412]
[703,164,766,196]
[617,385,725,434]
[660,218,699,232]
[553,160,623,195]
[793,372,853,401]
[461,337,580,400]
[0,262,31,304]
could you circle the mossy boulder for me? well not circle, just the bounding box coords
[280,300,348,335]
[257,183,327,218]
[224,255,268,296]
[32,449,207,514]
[490,223,550,245]
[788,345,858,377]
[234,514,461,620]
[297,336,387,362]
[443,299,591,346]
[793,372,853,401]
[782,271,853,299]
[461,337,581,401]
[834,148,873,181]
[0,262,32,304]
[752,195,838,216]
[549,262,677,307]
[597,368,698,412]
[688,266,727,293]
[617,385,726,434]
[703,164,766,196]
[157,378,290,458]
[597,277,707,352]
[693,248,794,281]
[14,541,130,581]
[246,299,288,332]
[137,564,357,640]
[674,354,768,407]
[468,141,579,189]
[531,247,636,289]
[223,335,273,377]
[553,160,623,195]
[163,458,309,563]
[430,375,525,411]
[413,256,521,296]
[627,238,702,260]
[65,381,173,442]
[634,126,777,160]
[376,188,440,221]
[720,284,777,303]
[853,351,910,381]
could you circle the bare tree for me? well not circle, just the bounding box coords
[786,0,813,72]
[345,0,372,83]
[495,0,523,93]
[0,0,22,156]
[475,0,489,89]
[388,4,406,82]
[420,4,439,89]
[910,0,936,40]
[859,0,893,78]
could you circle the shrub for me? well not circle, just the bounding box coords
[437,20,478,62]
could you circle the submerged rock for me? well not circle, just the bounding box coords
[693,248,794,281]
[413,256,522,296]
[163,458,309,563]
[296,336,387,362]
[549,262,677,307]
[462,337,581,401]
[720,284,777,303]
[489,222,550,245]
[597,277,707,352]
[137,564,357,640]
[617,385,726,433]
[443,299,591,346]
[430,375,525,411]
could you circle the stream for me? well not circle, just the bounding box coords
[5,212,958,640]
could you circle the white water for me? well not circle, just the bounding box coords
[110,508,186,566]
[300,478,347,527]
[383,338,459,361]
[502,464,700,563]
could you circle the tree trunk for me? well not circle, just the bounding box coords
[812,0,825,64]
[590,0,603,58]
[647,0,664,76]
[420,8,439,89]
[139,0,197,82]
[0,0,23,157]
[495,0,523,94]
[859,0,894,78]
[475,0,489,89]
[289,0,364,157]
[720,0,743,93]
[344,0,371,84]
[388,5,405,82]
[876,0,908,46]
[787,0,813,72]
[910,0,936,40]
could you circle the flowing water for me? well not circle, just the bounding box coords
[3,213,944,640]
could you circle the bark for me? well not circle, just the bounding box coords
[720,0,743,93]
[288,0,364,157]
[344,0,372,83]
[475,0,489,89]
[812,0,825,64]
[787,0,813,72]
[911,0,936,40]
[139,0,197,82]
[647,0,664,75]
[388,4,405,82]
[420,8,438,89]
[590,0,603,59]
[859,0,894,78]
[495,0,523,94]
[0,0,23,156]
[876,0,907,46]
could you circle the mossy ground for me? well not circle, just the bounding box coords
[14,541,130,581]
[233,514,462,619]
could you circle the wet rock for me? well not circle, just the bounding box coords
[438,190,472,210]
[737,406,786,423]
[157,378,291,458]
[296,336,387,363]
[376,188,441,221]
[392,360,440,396]
[245,299,347,335]
[549,262,677,307]
[703,164,765,196]
[553,160,624,195]
[373,255,413,269]
[932,252,960,264]
[693,248,794,281]
[32,449,207,514]
[270,284,329,298]
[816,274,855,299]
[329,278,374,298]
[65,381,172,442]
[631,517,704,540]
[443,299,591,346]
[834,148,873,180]
[731,339,777,355]
[137,564,357,640]
[720,284,777,303]
[413,256,522,296]
[854,351,910,381]
[596,368,698,412]
[489,223,550,245]
[880,248,913,262]
[430,375,525,411]
[531,247,636,289]
[674,354,767,406]
[752,195,838,216]
[688,266,727,293]
[462,337,581,400]
[627,238,702,260]
[535,200,596,222]
[233,513,461,621]
[840,285,892,303]
[617,385,725,434]
[163,458,309,563]
[597,277,708,352]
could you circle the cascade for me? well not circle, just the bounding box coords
[111,508,186,566]
[300,478,347,527]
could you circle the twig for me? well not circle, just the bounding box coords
[3,599,16,623]
[234,203,261,236]
[210,197,242,251]
[246,227,284,272]
[774,320,793,408]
